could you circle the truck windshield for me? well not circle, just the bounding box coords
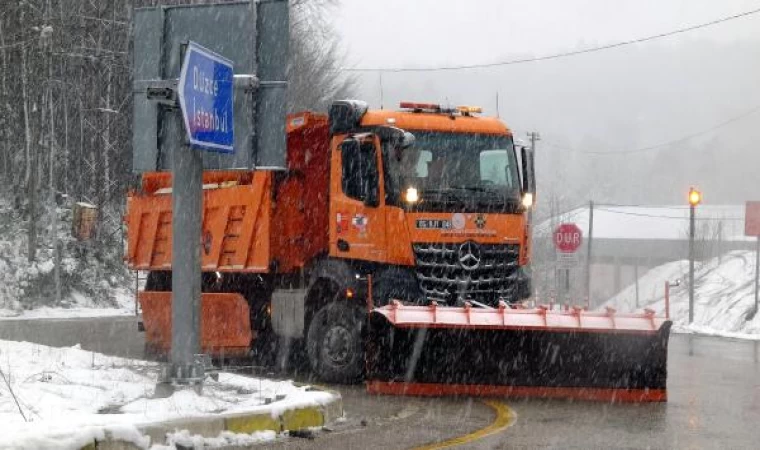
[384,131,520,211]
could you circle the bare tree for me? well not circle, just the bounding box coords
[289,0,355,112]
[0,0,355,305]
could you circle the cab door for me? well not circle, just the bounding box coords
[329,134,387,262]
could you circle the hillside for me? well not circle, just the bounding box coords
[604,250,760,340]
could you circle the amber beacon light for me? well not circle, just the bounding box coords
[688,187,702,206]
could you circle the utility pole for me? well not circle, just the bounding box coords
[526,131,540,226]
[585,200,594,309]
[526,131,540,299]
[527,131,541,155]
[689,203,695,323]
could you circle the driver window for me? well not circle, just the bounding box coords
[342,139,379,204]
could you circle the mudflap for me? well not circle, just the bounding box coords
[366,303,671,402]
[139,291,253,359]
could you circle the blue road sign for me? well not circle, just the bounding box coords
[177,42,234,153]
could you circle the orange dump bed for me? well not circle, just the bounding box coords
[126,172,273,272]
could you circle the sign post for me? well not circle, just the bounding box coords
[554,223,583,305]
[169,42,234,385]
[688,187,702,324]
[132,0,290,388]
[745,201,760,320]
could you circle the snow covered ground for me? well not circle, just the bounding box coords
[0,288,136,320]
[604,250,760,340]
[0,340,334,449]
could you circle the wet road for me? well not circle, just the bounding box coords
[1,316,759,448]
[473,335,760,449]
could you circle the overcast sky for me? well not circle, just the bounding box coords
[334,0,759,70]
[330,1,760,205]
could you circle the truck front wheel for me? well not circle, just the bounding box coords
[306,302,364,383]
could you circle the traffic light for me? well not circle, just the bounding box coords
[688,187,702,206]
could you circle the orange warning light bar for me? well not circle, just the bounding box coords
[399,101,441,111]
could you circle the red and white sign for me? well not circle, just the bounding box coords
[745,201,760,236]
[554,223,583,253]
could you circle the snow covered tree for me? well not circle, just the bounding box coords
[0,0,353,308]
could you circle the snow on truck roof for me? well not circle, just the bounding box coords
[537,204,752,242]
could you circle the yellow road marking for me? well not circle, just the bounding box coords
[412,399,516,450]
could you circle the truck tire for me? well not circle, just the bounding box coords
[306,302,364,383]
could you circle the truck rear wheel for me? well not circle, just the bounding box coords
[306,302,364,383]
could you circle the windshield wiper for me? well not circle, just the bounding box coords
[450,186,523,205]
[449,185,514,198]
[421,188,466,202]
[450,185,494,193]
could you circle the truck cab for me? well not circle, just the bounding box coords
[325,100,534,307]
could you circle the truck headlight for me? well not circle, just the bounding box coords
[405,187,419,203]
[522,193,534,208]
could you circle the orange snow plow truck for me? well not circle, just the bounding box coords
[127,100,671,402]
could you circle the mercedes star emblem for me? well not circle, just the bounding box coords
[458,241,481,271]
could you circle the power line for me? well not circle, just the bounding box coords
[595,207,743,221]
[544,104,760,156]
[596,203,692,209]
[343,7,760,73]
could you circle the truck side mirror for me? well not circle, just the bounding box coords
[401,132,415,149]
[520,146,536,195]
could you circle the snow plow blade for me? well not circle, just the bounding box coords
[366,302,671,402]
[139,291,252,359]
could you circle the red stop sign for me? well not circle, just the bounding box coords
[554,223,582,253]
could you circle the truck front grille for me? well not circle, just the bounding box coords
[412,242,520,306]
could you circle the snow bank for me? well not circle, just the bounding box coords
[0,340,334,449]
[604,250,760,339]
[152,429,276,450]
[0,288,135,320]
